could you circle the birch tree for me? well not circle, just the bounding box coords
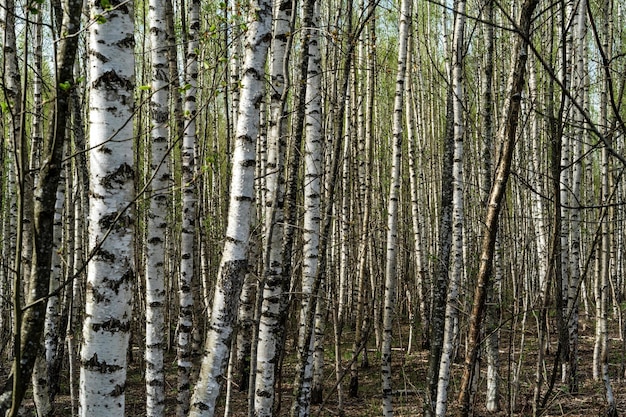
[0,0,82,412]
[253,0,292,413]
[189,0,272,411]
[145,0,171,412]
[177,0,200,413]
[301,0,323,407]
[79,0,135,414]
[458,0,539,413]
[0,0,24,411]
[480,0,500,409]
[381,0,410,414]
[435,0,465,412]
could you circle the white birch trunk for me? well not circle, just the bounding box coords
[528,57,548,299]
[189,0,272,413]
[565,0,586,392]
[252,0,293,413]
[177,0,199,415]
[381,1,410,415]
[0,0,21,367]
[481,0,499,408]
[30,10,51,415]
[33,154,66,416]
[436,0,465,414]
[301,3,323,407]
[145,0,170,412]
[253,0,291,413]
[405,40,429,352]
[79,1,135,414]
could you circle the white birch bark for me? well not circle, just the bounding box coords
[30,11,52,416]
[289,2,323,414]
[79,1,135,414]
[177,0,199,415]
[145,0,170,412]
[66,73,89,417]
[34,153,66,416]
[481,0,499,408]
[381,1,410,415]
[436,0,465,413]
[189,0,272,413]
[405,38,429,353]
[528,57,549,299]
[253,0,291,413]
[565,0,586,392]
[599,149,615,413]
[0,0,21,361]
[594,0,612,385]
[302,2,323,407]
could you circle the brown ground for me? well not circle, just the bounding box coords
[8,320,626,416]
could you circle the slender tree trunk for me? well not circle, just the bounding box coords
[381,1,410,415]
[425,88,454,417]
[189,0,272,412]
[288,1,322,414]
[0,0,23,410]
[435,0,465,413]
[1,0,82,412]
[304,1,324,405]
[480,0,500,410]
[145,0,171,412]
[30,9,52,416]
[405,31,430,353]
[252,0,292,413]
[177,0,199,414]
[457,0,538,413]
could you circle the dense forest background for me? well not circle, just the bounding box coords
[1,0,625,415]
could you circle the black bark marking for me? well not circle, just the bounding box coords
[94,247,116,262]
[110,383,126,397]
[82,353,124,373]
[101,162,134,188]
[91,317,131,333]
[89,49,109,63]
[93,70,133,91]
[98,212,132,231]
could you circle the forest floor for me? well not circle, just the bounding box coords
[7,317,626,416]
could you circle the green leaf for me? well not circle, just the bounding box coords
[59,81,72,91]
[94,14,107,24]
[137,85,152,91]
[100,0,112,9]
[178,83,192,93]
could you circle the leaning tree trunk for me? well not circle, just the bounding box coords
[457,0,538,414]
[479,0,500,411]
[188,0,272,413]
